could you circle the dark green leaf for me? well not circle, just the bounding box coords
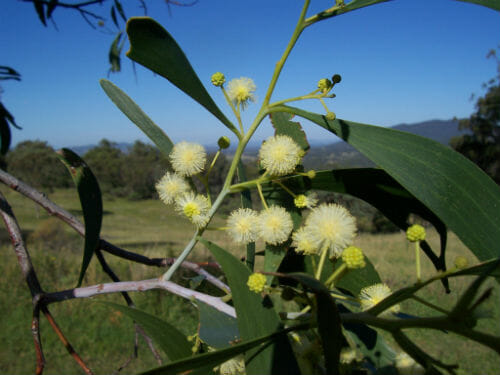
[46,0,58,19]
[125,17,238,135]
[454,0,500,11]
[278,106,500,263]
[237,161,256,271]
[100,79,174,157]
[449,258,500,278]
[270,112,310,153]
[56,149,102,286]
[138,323,307,375]
[104,303,192,360]
[0,66,21,81]
[335,256,381,296]
[108,31,123,73]
[197,300,240,349]
[33,0,47,26]
[110,5,119,29]
[114,0,127,23]
[0,113,11,155]
[200,239,301,375]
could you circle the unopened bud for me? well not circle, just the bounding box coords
[218,136,230,149]
[307,170,316,179]
[211,72,225,87]
[332,74,342,85]
[317,78,333,93]
[325,112,336,121]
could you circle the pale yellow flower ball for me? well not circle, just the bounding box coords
[227,77,256,109]
[175,192,211,228]
[257,205,293,245]
[259,135,304,176]
[227,208,259,245]
[155,172,190,205]
[359,283,400,315]
[170,141,207,177]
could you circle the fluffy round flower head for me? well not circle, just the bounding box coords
[342,246,366,269]
[211,72,225,87]
[170,141,207,177]
[227,208,259,245]
[359,283,400,314]
[227,77,256,109]
[292,227,319,255]
[218,355,246,375]
[304,203,357,258]
[175,192,211,229]
[406,224,426,242]
[257,205,294,245]
[155,172,190,205]
[395,352,425,375]
[294,193,318,209]
[247,273,267,293]
[259,135,304,176]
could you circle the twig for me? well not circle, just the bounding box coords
[44,278,236,318]
[31,302,45,375]
[42,306,94,375]
[0,170,229,292]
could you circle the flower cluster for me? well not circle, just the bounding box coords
[155,141,211,228]
[406,224,426,242]
[227,77,256,109]
[227,206,293,245]
[247,273,267,293]
[359,283,400,315]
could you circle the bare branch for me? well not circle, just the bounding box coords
[0,169,229,292]
[45,278,236,318]
[31,303,45,375]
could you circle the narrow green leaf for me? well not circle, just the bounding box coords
[200,239,301,375]
[110,5,119,29]
[46,0,58,19]
[138,323,308,375]
[270,112,310,153]
[114,0,127,23]
[125,17,238,135]
[108,32,123,73]
[104,303,192,361]
[100,79,174,157]
[279,106,500,263]
[197,300,240,349]
[237,161,256,271]
[56,149,102,286]
[454,0,500,11]
[33,0,47,26]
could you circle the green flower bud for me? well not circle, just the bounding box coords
[218,136,230,149]
[454,256,468,269]
[307,170,316,179]
[317,78,333,93]
[325,112,336,121]
[332,74,342,85]
[211,72,225,87]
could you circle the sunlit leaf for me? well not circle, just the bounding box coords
[454,0,500,10]
[200,239,301,375]
[56,149,102,286]
[125,17,238,135]
[100,79,174,157]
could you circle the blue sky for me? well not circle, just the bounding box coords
[1,0,499,149]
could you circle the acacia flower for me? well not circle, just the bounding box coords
[317,78,333,93]
[259,135,304,176]
[247,273,267,293]
[227,77,256,109]
[218,355,246,375]
[342,246,366,269]
[257,205,293,245]
[155,172,190,205]
[170,141,207,177]
[292,227,318,255]
[406,224,426,242]
[175,192,211,228]
[211,72,225,87]
[395,352,425,375]
[359,283,400,314]
[294,193,318,209]
[227,208,259,245]
[304,203,356,258]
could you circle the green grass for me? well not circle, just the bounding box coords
[0,186,499,374]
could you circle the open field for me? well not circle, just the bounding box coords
[0,187,499,374]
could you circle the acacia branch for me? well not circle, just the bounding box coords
[0,169,229,293]
[44,278,236,318]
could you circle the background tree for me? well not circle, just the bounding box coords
[5,140,71,190]
[451,49,500,184]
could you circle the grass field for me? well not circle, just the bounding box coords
[0,186,499,374]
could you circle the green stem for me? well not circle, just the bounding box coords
[324,263,347,287]
[274,180,297,198]
[263,0,311,106]
[269,93,322,108]
[221,86,244,138]
[411,295,450,315]
[256,183,269,210]
[315,244,329,280]
[415,241,421,283]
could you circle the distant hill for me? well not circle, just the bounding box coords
[303,119,467,169]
